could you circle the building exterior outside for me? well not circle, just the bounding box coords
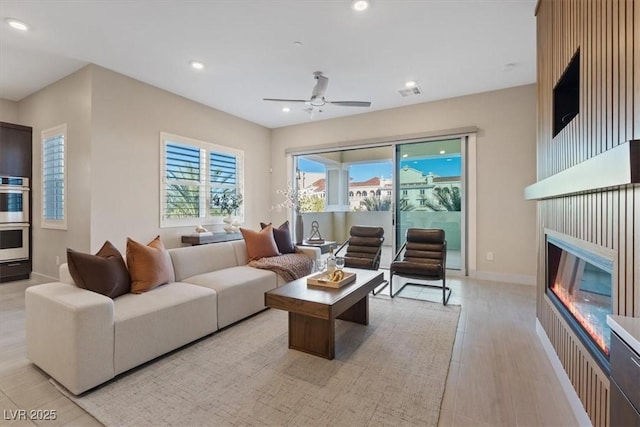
[300,167,460,213]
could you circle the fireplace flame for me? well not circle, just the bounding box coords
[551,283,609,355]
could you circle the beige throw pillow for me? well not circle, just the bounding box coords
[240,225,280,261]
[126,236,173,293]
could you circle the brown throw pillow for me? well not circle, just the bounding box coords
[240,225,280,261]
[67,241,131,299]
[260,221,296,254]
[126,236,173,294]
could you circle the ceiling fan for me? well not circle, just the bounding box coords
[263,71,371,116]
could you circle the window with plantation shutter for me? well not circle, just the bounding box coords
[160,133,243,227]
[41,124,67,229]
[209,151,239,217]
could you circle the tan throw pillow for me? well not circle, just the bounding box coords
[126,236,173,294]
[67,241,131,299]
[240,225,280,261]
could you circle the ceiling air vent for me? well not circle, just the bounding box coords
[397,86,423,97]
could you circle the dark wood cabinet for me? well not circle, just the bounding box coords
[610,332,640,426]
[0,260,31,283]
[0,121,33,283]
[0,122,32,178]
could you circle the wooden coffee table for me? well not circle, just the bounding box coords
[264,268,384,360]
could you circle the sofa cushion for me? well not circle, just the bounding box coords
[168,241,240,282]
[26,282,115,395]
[126,236,175,293]
[66,241,131,298]
[113,282,217,374]
[182,266,277,328]
[240,225,280,261]
[260,221,296,254]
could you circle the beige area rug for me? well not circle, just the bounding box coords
[59,296,460,427]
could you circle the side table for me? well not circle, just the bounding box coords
[297,240,337,254]
[181,232,243,246]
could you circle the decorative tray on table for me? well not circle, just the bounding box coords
[307,271,356,289]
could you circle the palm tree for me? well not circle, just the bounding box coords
[359,196,392,211]
[423,187,461,211]
[399,198,415,211]
[166,164,238,218]
[165,166,201,218]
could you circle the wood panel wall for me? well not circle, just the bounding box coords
[535,1,639,426]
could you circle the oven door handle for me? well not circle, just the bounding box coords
[0,223,29,229]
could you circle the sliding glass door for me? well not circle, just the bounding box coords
[395,138,464,271]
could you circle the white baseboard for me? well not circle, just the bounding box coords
[31,271,58,281]
[468,270,535,286]
[536,319,592,427]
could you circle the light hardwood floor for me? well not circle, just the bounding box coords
[0,273,578,426]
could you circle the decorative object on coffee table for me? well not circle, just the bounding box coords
[306,220,325,244]
[306,270,355,288]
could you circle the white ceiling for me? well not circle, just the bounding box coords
[0,0,537,129]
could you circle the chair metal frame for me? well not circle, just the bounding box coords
[389,233,451,305]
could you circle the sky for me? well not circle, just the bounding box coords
[298,156,461,182]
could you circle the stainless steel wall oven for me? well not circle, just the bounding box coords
[0,176,29,224]
[0,176,30,263]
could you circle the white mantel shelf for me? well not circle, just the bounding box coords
[607,315,640,354]
[525,140,639,200]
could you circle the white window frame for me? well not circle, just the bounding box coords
[41,124,67,230]
[160,132,244,228]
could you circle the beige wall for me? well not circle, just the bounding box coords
[0,99,20,123]
[14,63,535,281]
[89,66,272,252]
[17,65,271,278]
[271,84,537,280]
[18,67,93,278]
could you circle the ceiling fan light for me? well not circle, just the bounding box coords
[6,18,28,31]
[352,1,369,12]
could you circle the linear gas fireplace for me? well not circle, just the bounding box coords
[546,231,615,373]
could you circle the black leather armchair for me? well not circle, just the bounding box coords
[389,228,450,304]
[335,226,387,294]
[335,225,384,270]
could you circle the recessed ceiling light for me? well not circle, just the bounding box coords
[293,41,303,47]
[6,18,28,31]
[405,81,417,88]
[352,0,369,11]
[503,63,516,71]
[282,107,291,113]
[439,150,446,154]
[190,61,204,70]
[402,154,408,158]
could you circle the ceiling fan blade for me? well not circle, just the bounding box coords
[329,101,372,107]
[263,98,308,103]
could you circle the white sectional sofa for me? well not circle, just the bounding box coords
[25,240,319,395]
